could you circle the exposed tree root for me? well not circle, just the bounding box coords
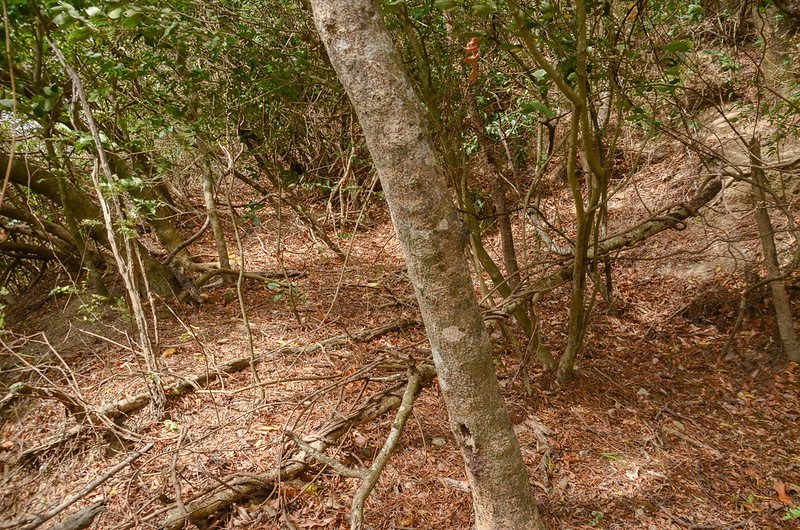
[10,319,417,461]
[155,364,436,530]
[1,443,151,530]
[47,501,106,530]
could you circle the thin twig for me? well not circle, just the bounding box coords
[171,428,189,519]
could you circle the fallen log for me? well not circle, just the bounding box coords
[156,364,436,530]
[15,318,417,461]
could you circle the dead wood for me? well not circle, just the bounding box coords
[661,423,723,459]
[163,216,210,267]
[285,365,428,530]
[0,383,95,423]
[156,364,436,530]
[16,319,417,461]
[192,267,306,287]
[47,501,106,530]
[493,177,723,320]
[1,443,152,530]
[350,365,425,530]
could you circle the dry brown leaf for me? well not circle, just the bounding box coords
[774,481,794,505]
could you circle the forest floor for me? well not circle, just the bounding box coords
[1,152,799,530]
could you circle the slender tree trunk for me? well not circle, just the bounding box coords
[202,161,231,272]
[49,38,167,417]
[310,2,544,528]
[749,138,800,362]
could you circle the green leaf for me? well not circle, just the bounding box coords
[119,176,144,190]
[75,134,94,150]
[783,506,800,521]
[435,0,458,10]
[85,6,104,17]
[53,12,72,26]
[662,40,693,53]
[520,101,554,118]
[474,1,498,17]
[108,7,123,19]
[267,282,281,291]
[68,26,96,41]
[0,99,13,108]
[163,21,178,38]
[123,9,143,28]
[42,97,56,112]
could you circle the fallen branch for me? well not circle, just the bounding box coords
[17,319,417,461]
[1,443,152,530]
[493,177,723,320]
[163,216,210,267]
[0,383,92,421]
[661,423,722,459]
[350,366,424,530]
[157,364,436,530]
[178,267,308,302]
[47,501,106,530]
[284,365,427,530]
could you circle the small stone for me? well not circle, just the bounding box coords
[431,437,447,447]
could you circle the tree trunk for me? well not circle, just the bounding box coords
[0,152,181,299]
[749,138,800,362]
[202,161,232,272]
[310,2,544,528]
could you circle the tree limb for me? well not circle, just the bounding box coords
[156,365,435,530]
[1,443,152,530]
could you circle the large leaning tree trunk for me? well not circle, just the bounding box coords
[0,152,181,299]
[310,2,544,528]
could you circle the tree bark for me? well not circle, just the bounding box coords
[310,2,544,528]
[749,138,800,362]
[202,161,231,272]
[0,152,180,298]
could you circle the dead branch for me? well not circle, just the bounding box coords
[493,177,723,320]
[284,365,427,529]
[18,319,417,461]
[350,366,424,530]
[156,364,436,530]
[178,267,307,302]
[0,383,92,420]
[163,216,210,266]
[1,443,152,530]
[661,423,722,459]
[284,431,364,478]
[47,501,106,530]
